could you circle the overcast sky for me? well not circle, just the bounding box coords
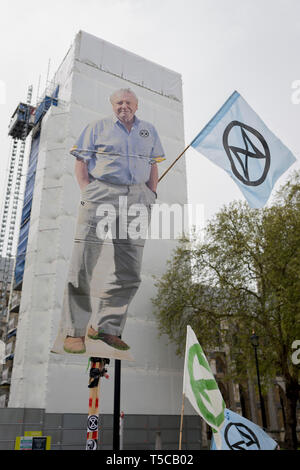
[0,0,300,225]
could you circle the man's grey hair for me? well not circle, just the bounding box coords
[110,88,138,104]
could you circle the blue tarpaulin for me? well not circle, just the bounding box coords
[14,133,40,286]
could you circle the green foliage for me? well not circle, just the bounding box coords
[152,171,300,391]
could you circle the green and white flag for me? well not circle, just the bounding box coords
[183,325,225,448]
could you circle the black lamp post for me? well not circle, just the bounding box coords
[113,358,121,450]
[250,332,267,429]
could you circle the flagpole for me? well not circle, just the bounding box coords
[179,393,185,450]
[158,143,192,182]
[158,92,238,183]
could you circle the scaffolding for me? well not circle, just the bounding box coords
[0,85,34,324]
[0,80,60,400]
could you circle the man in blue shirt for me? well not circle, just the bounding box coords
[61,88,165,354]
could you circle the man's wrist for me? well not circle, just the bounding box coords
[146,182,157,198]
[79,179,90,191]
[150,187,157,198]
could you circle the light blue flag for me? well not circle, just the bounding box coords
[211,409,278,450]
[191,91,297,208]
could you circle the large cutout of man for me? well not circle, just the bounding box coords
[60,88,165,354]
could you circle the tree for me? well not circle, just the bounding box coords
[152,171,300,450]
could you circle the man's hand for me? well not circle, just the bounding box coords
[75,158,90,191]
[146,163,158,193]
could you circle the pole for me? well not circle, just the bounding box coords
[113,358,121,450]
[86,357,109,450]
[119,411,124,450]
[253,346,267,429]
[179,393,185,450]
[158,144,191,182]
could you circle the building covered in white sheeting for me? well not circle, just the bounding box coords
[0,31,203,450]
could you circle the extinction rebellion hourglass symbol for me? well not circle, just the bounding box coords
[224,422,261,450]
[222,121,271,186]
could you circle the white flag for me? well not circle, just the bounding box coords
[183,325,225,448]
[191,91,296,208]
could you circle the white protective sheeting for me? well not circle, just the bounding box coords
[9,31,193,416]
[77,31,182,102]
